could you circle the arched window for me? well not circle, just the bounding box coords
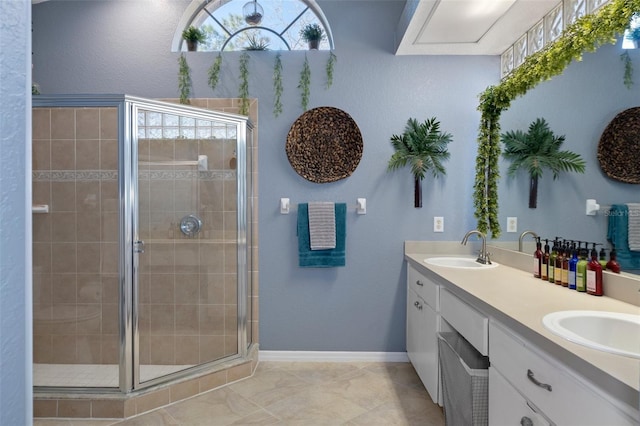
[173,0,333,52]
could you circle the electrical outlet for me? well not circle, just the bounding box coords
[507,217,518,233]
[434,216,444,233]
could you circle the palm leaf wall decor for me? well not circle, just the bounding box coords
[388,117,452,208]
[501,118,585,208]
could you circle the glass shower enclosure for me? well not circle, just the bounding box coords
[32,94,254,393]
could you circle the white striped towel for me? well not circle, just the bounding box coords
[627,203,640,251]
[308,202,336,250]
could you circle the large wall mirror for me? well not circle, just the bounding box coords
[496,36,640,275]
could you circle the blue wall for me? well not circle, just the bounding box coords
[32,0,499,352]
[1,1,33,424]
[499,42,640,246]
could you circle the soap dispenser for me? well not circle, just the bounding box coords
[561,242,570,287]
[587,243,603,296]
[568,242,578,290]
[549,239,558,284]
[555,243,565,286]
[533,237,543,279]
[606,245,621,273]
[576,242,588,292]
[542,239,550,281]
[599,246,607,269]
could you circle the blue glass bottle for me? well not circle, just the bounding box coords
[568,242,579,290]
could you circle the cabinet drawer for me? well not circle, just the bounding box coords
[440,288,488,355]
[407,265,438,310]
[490,321,636,426]
[489,367,551,426]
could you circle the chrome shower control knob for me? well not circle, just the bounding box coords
[180,214,203,237]
[134,240,145,253]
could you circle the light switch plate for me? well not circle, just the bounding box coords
[507,217,517,233]
[434,216,444,233]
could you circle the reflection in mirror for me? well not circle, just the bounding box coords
[497,37,640,275]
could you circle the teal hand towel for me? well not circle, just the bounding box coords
[608,204,629,249]
[297,203,346,268]
[607,204,640,269]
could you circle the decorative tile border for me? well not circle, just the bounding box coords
[33,170,118,181]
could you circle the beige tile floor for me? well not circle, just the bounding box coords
[34,361,445,426]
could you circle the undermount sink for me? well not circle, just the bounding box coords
[542,310,640,359]
[424,256,499,269]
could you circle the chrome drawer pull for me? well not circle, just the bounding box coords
[414,301,422,310]
[416,280,424,286]
[527,369,552,392]
[520,416,533,426]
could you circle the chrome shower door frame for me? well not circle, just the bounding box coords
[32,94,134,394]
[128,97,251,392]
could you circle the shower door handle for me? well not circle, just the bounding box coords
[134,240,145,254]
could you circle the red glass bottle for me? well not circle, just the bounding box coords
[587,244,603,296]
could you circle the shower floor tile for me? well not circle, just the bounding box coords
[34,364,193,387]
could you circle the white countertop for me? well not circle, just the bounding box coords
[404,241,640,414]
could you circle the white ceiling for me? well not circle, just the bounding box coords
[396,0,559,55]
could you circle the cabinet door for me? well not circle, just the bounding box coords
[489,367,552,426]
[407,288,439,404]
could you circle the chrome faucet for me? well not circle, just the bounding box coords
[461,230,491,265]
[519,230,539,252]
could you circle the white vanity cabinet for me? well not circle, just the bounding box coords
[406,249,639,426]
[489,366,552,426]
[490,320,637,426]
[406,265,439,403]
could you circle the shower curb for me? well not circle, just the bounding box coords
[34,344,260,420]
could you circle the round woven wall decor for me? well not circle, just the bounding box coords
[286,107,363,183]
[597,107,640,184]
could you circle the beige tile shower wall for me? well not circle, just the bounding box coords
[32,106,120,365]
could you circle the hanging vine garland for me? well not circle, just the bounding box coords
[474,0,640,238]
[239,52,250,115]
[208,53,223,92]
[474,86,508,238]
[273,53,283,117]
[620,50,633,88]
[326,52,337,89]
[177,44,337,117]
[298,54,311,111]
[178,53,192,105]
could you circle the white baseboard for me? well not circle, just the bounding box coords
[259,351,409,363]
